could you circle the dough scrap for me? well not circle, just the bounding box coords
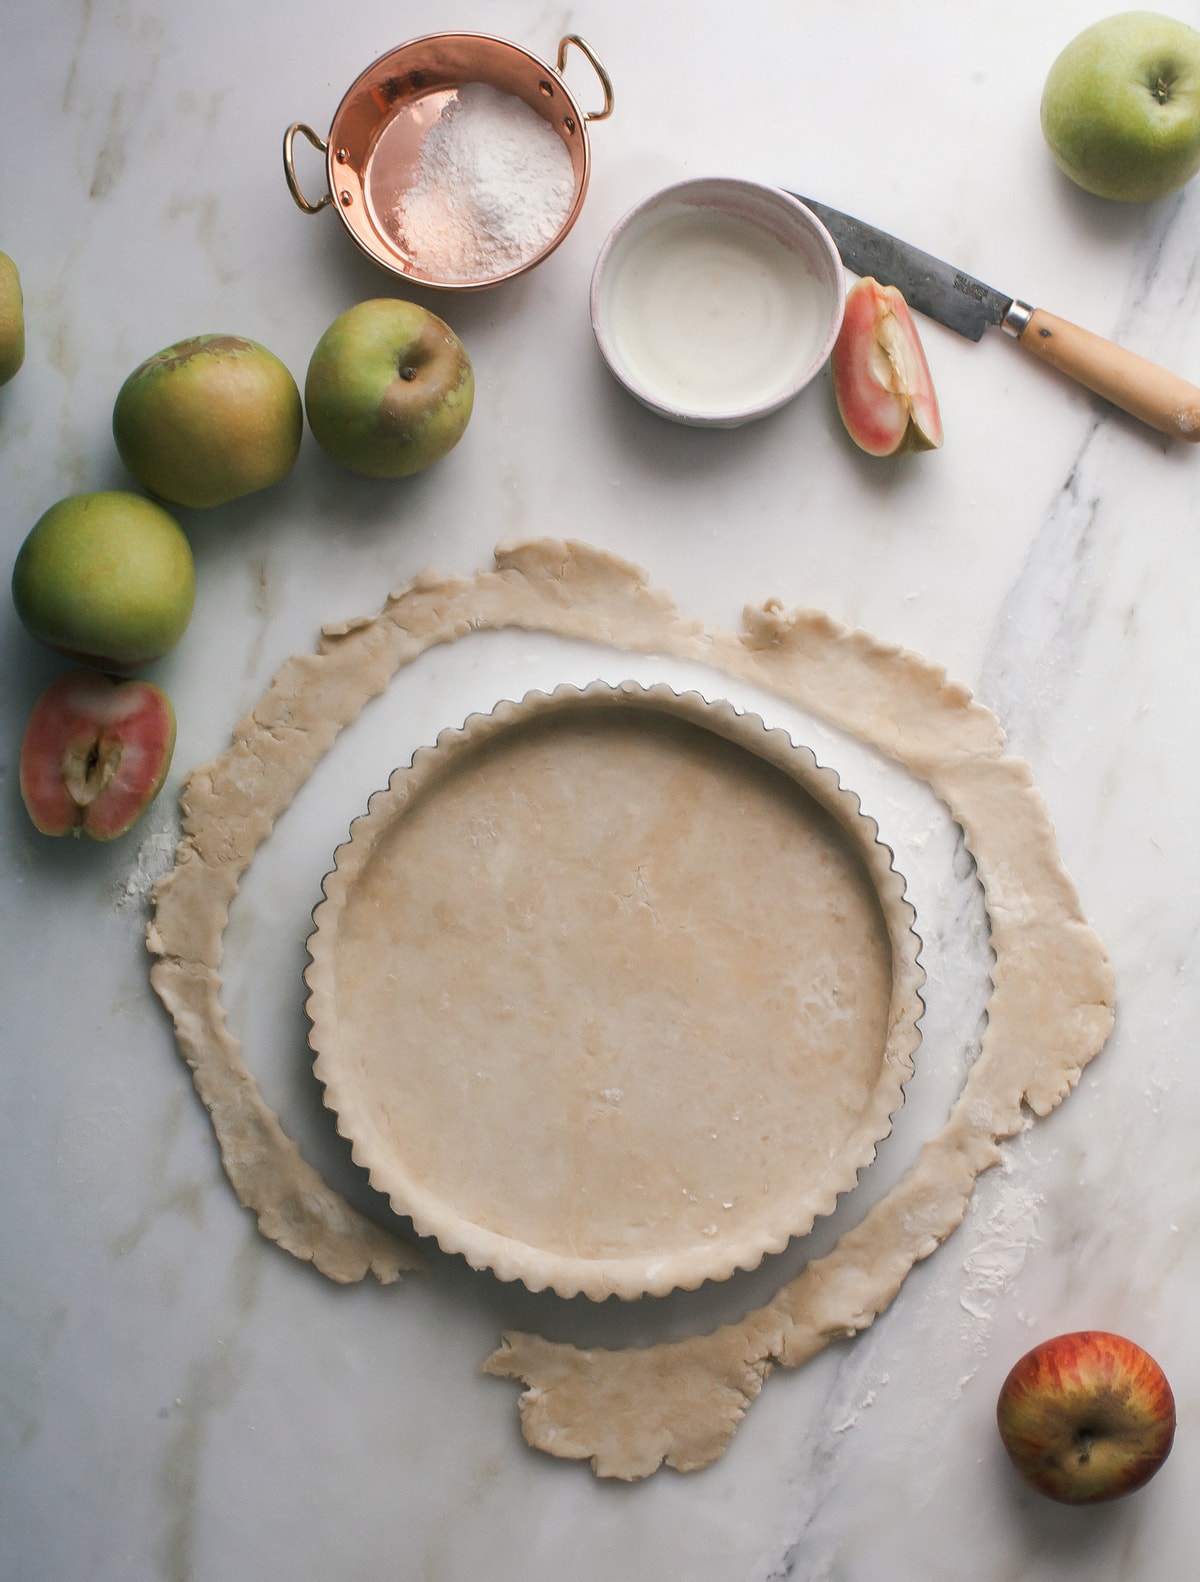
[146,538,1114,1473]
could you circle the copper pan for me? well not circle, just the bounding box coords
[283,32,614,291]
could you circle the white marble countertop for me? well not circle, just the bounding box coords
[4,2,1200,1578]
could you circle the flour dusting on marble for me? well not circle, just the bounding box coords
[955,1128,1042,1366]
[831,1377,888,1435]
[114,827,179,910]
[960,1183,1042,1322]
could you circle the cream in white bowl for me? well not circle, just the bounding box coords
[590,177,845,427]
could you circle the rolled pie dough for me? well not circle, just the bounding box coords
[304,681,924,1301]
[146,538,1115,1479]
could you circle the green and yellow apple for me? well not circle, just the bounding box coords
[0,252,25,386]
[303,299,474,478]
[1041,12,1200,201]
[20,669,176,840]
[11,491,195,668]
[113,334,303,508]
[996,1330,1176,1503]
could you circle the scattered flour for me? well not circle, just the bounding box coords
[114,827,179,911]
[396,81,576,282]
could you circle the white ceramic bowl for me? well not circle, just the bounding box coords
[590,177,845,428]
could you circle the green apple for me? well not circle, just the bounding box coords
[113,334,302,508]
[304,299,474,478]
[0,252,25,386]
[11,491,195,668]
[1041,12,1200,201]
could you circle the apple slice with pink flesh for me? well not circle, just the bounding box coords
[20,669,176,840]
[831,276,943,456]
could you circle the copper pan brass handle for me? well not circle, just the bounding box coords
[283,122,332,215]
[556,35,614,123]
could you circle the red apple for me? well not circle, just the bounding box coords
[996,1330,1176,1504]
[19,669,176,840]
[831,275,943,456]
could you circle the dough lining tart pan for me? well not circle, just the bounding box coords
[304,681,924,1301]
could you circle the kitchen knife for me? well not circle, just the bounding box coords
[789,192,1200,442]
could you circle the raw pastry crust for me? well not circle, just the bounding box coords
[304,681,924,1300]
[147,538,1115,1478]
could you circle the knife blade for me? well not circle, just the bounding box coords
[789,192,1200,443]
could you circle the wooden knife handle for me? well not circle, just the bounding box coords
[1014,308,1200,441]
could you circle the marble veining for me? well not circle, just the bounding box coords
[4,2,1200,1579]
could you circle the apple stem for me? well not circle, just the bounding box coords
[399,365,417,382]
[1153,75,1172,105]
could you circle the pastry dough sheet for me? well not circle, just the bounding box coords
[147,539,1115,1479]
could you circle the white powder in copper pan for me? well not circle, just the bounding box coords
[396,82,576,281]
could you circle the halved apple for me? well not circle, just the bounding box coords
[19,669,176,840]
[831,276,943,456]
